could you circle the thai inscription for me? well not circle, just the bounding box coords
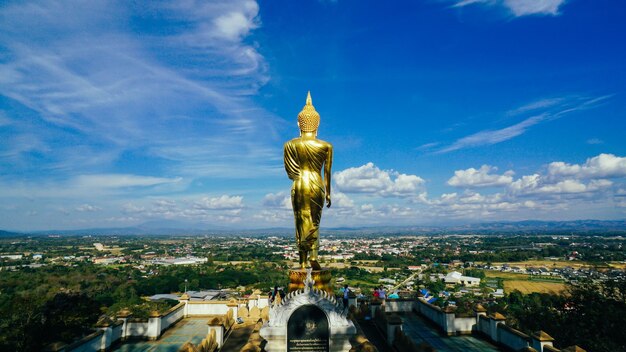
[287,305,329,352]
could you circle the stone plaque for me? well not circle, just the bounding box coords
[287,305,329,352]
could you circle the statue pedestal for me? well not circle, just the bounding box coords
[288,268,333,294]
[260,269,356,352]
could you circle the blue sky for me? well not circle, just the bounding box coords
[1,0,626,231]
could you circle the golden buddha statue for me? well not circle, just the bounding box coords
[284,91,333,270]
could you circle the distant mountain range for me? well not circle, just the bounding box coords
[2,219,626,237]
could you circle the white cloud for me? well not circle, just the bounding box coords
[435,96,609,154]
[334,162,425,197]
[452,0,488,8]
[262,192,291,209]
[506,98,564,116]
[0,0,277,181]
[438,115,545,153]
[448,165,514,187]
[451,0,567,17]
[0,174,185,200]
[213,3,259,41]
[428,153,626,220]
[508,174,541,193]
[535,179,612,194]
[74,174,182,189]
[424,191,542,219]
[194,195,244,210]
[252,209,291,223]
[75,204,101,212]
[332,191,355,208]
[119,195,245,223]
[416,142,439,151]
[548,154,626,179]
[586,138,603,145]
[122,203,146,214]
[105,154,626,227]
[504,0,565,17]
[509,174,613,195]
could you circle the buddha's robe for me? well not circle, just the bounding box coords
[284,137,332,252]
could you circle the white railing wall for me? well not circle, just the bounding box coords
[412,298,564,351]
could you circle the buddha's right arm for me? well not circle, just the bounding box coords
[324,144,333,207]
[284,142,299,180]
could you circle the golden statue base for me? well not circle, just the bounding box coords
[288,268,333,294]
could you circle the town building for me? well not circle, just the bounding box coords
[444,271,481,287]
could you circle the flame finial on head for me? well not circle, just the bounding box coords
[298,91,320,132]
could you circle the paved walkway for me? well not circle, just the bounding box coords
[219,322,256,351]
[113,314,500,351]
[115,318,208,352]
[356,318,394,352]
[400,313,501,352]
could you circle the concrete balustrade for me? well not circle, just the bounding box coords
[411,298,585,352]
[62,295,588,352]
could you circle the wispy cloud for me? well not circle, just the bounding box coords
[74,174,182,189]
[0,174,183,199]
[75,204,101,212]
[0,0,280,182]
[586,138,603,145]
[450,0,568,17]
[434,95,610,154]
[436,114,545,154]
[505,98,564,116]
[415,142,440,151]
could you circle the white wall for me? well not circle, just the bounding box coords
[186,302,229,316]
[478,315,490,336]
[417,300,444,328]
[498,324,529,350]
[385,299,416,313]
[67,331,104,352]
[69,305,185,351]
[453,316,475,334]
[110,323,123,345]
[147,317,161,339]
[415,299,476,336]
[126,320,150,337]
[162,304,185,332]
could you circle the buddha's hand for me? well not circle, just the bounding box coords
[326,194,332,208]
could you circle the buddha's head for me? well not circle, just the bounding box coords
[297,91,320,134]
